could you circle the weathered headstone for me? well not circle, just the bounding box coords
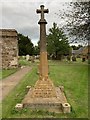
[0,29,18,69]
[21,5,70,113]
[31,56,35,63]
[26,55,30,61]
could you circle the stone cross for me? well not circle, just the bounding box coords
[36,5,49,52]
[36,5,49,20]
[36,5,49,77]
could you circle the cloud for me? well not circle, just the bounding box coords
[0,0,70,45]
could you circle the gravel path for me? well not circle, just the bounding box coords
[0,66,32,101]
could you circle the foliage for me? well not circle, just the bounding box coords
[56,2,90,44]
[67,55,71,61]
[47,23,71,60]
[19,59,31,66]
[18,33,34,56]
[34,45,40,55]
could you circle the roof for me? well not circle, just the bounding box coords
[72,46,89,55]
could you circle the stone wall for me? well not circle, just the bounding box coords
[0,29,18,69]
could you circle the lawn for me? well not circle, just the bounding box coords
[1,69,18,80]
[19,59,31,66]
[2,60,88,118]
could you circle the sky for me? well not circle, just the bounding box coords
[0,0,74,46]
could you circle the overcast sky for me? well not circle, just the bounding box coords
[0,0,74,45]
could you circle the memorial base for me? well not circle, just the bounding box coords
[22,86,71,113]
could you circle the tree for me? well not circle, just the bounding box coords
[34,45,40,55]
[18,33,34,56]
[47,23,71,60]
[56,2,90,45]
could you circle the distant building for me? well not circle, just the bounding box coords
[0,29,18,69]
[72,46,89,59]
[72,47,83,56]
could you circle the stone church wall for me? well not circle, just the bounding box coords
[0,29,18,69]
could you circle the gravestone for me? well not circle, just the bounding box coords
[0,29,18,69]
[31,56,35,63]
[20,5,70,113]
[26,55,30,61]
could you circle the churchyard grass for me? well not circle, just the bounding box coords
[1,69,18,79]
[19,59,31,66]
[2,60,88,118]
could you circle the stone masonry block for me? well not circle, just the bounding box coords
[62,103,71,113]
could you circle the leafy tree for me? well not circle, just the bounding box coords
[34,45,40,55]
[56,2,89,44]
[18,33,34,56]
[47,23,71,60]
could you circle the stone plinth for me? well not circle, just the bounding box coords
[22,86,70,113]
[30,77,56,98]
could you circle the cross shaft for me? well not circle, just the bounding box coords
[36,5,49,77]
